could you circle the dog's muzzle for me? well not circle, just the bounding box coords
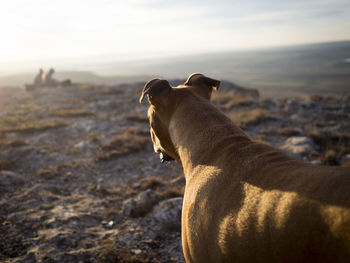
[158,151,174,163]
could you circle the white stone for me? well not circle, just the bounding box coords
[281,136,316,155]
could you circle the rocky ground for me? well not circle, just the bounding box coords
[0,81,349,263]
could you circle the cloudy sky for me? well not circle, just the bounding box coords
[0,0,349,67]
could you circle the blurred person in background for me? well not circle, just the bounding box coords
[33,68,45,87]
[45,68,58,86]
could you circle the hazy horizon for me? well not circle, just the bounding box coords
[1,40,349,77]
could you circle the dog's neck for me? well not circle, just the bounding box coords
[169,93,252,176]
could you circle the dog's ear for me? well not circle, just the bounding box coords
[139,78,172,104]
[184,73,220,100]
[184,73,220,90]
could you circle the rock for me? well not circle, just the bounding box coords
[50,234,78,249]
[310,159,321,165]
[0,171,25,196]
[131,249,142,255]
[301,100,317,109]
[56,253,78,262]
[18,252,36,263]
[74,141,89,150]
[0,171,24,187]
[281,136,317,155]
[260,98,277,110]
[290,113,307,122]
[122,189,162,217]
[284,98,301,113]
[152,197,183,232]
[340,154,350,165]
[41,256,57,263]
[96,100,112,109]
[69,120,94,134]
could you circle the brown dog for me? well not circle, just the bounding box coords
[140,73,350,263]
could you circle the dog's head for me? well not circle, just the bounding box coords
[139,74,220,163]
[184,73,220,100]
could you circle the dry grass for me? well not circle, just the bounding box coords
[212,92,255,110]
[37,163,79,178]
[7,103,40,116]
[0,115,68,134]
[50,108,95,118]
[259,127,302,137]
[0,104,41,134]
[0,139,28,148]
[126,114,148,123]
[36,166,59,177]
[0,115,27,129]
[251,134,268,144]
[57,162,78,170]
[159,186,185,199]
[103,206,121,217]
[308,131,350,165]
[87,133,103,143]
[313,121,337,128]
[227,109,275,127]
[137,176,165,190]
[342,161,350,168]
[97,246,155,263]
[320,150,339,166]
[96,128,150,161]
[310,95,324,102]
[0,226,29,259]
[0,159,15,171]
[97,87,123,95]
[308,131,350,150]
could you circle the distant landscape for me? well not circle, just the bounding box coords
[1,41,349,97]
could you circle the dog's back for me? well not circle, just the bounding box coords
[183,135,350,262]
[218,144,350,262]
[175,90,350,262]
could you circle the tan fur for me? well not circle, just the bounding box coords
[141,75,350,263]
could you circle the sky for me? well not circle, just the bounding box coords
[0,0,349,73]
